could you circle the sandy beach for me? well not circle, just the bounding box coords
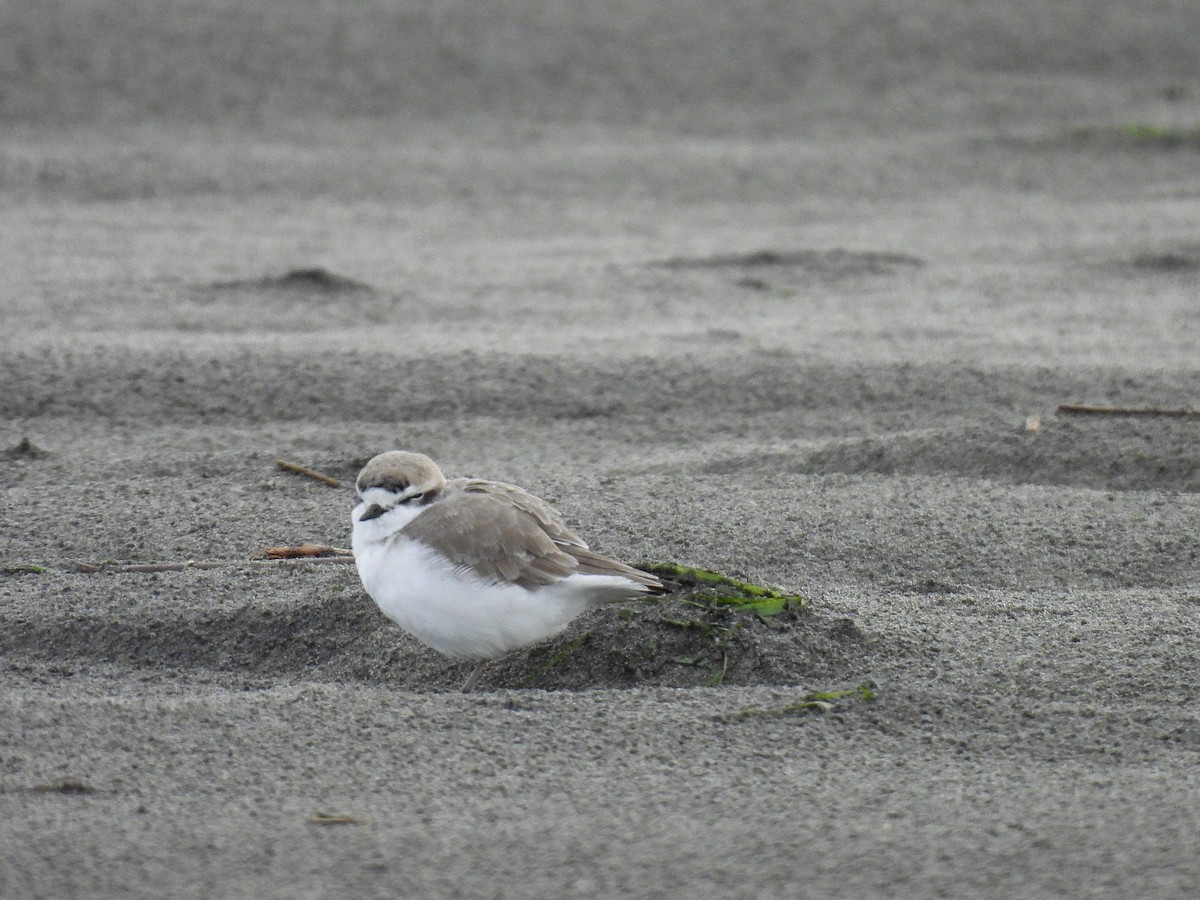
[2,2,1199,897]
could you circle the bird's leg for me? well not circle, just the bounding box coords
[460,661,486,693]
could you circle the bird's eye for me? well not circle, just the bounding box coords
[404,492,424,504]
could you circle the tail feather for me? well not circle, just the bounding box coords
[567,546,666,593]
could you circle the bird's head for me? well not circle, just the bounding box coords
[354,451,446,523]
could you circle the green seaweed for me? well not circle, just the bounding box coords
[705,652,730,687]
[640,562,802,617]
[1,563,46,575]
[1062,123,1200,151]
[726,681,879,721]
[1119,123,1200,148]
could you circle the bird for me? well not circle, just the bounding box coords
[350,450,664,691]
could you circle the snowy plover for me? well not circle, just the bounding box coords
[351,451,664,691]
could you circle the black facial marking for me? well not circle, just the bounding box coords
[358,475,410,495]
[358,503,387,522]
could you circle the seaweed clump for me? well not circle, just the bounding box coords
[640,562,802,617]
[502,562,814,689]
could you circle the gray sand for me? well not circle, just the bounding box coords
[3,2,1200,897]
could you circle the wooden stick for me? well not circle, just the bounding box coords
[261,544,352,559]
[275,459,344,488]
[1057,404,1200,418]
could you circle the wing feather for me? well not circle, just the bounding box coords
[399,479,661,592]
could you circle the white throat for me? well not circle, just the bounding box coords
[352,497,425,544]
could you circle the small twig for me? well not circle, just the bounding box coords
[1057,404,1200,418]
[309,812,370,826]
[31,779,97,794]
[72,556,356,574]
[74,561,228,573]
[276,459,344,488]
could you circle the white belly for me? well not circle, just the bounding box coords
[352,535,599,660]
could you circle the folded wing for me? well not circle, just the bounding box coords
[401,479,662,592]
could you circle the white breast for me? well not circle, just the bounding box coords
[354,531,607,660]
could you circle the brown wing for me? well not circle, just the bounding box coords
[400,480,661,592]
[458,479,590,549]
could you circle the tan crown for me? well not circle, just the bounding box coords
[355,451,447,499]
